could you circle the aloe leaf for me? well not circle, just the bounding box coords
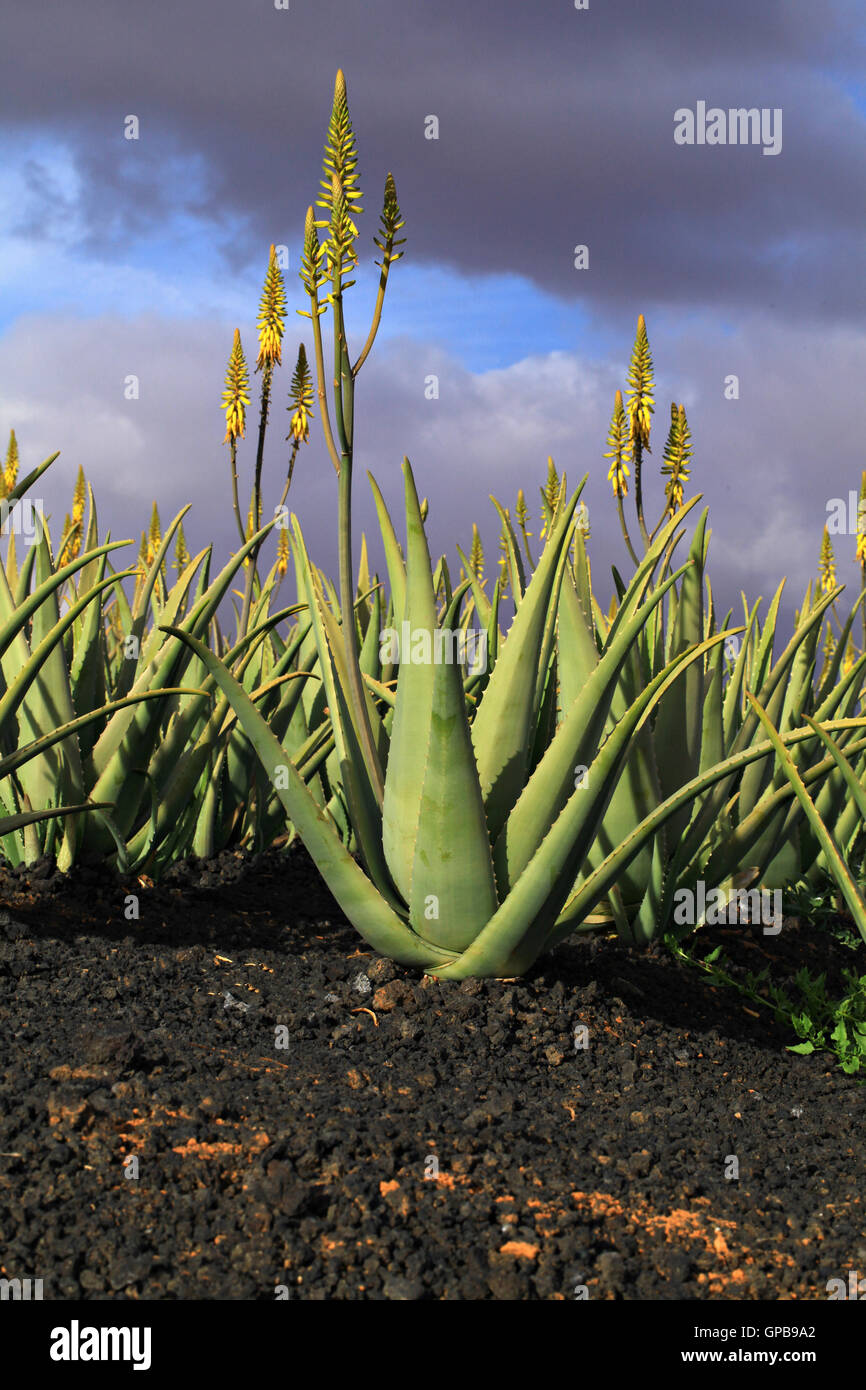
[555,721,866,940]
[454,544,492,629]
[746,694,866,945]
[0,539,129,665]
[435,630,730,979]
[494,556,692,894]
[161,624,454,969]
[490,497,526,604]
[653,509,707,834]
[368,472,406,629]
[89,521,277,834]
[393,467,499,951]
[0,689,203,782]
[381,460,447,900]
[470,484,582,841]
[0,800,111,838]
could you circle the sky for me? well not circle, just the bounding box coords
[1,0,865,629]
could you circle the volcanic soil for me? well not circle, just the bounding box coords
[0,844,863,1300]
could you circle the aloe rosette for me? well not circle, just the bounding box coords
[165,455,838,979]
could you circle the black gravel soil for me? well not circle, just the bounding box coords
[0,844,863,1301]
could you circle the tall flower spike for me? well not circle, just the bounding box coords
[539,456,560,540]
[298,206,328,319]
[374,173,406,269]
[316,69,363,239]
[515,488,530,537]
[819,525,836,594]
[222,330,250,443]
[147,502,162,565]
[4,428,19,495]
[323,171,359,294]
[288,343,314,444]
[256,245,287,371]
[604,390,632,498]
[72,464,86,525]
[61,512,81,562]
[469,523,484,582]
[173,520,189,573]
[661,402,693,515]
[498,524,510,593]
[626,314,655,452]
[857,470,866,566]
[276,528,289,577]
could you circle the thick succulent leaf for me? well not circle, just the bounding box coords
[493,556,691,894]
[470,484,582,842]
[454,544,492,629]
[652,510,707,835]
[554,720,866,940]
[89,522,276,834]
[292,520,398,906]
[0,690,204,782]
[367,471,406,631]
[161,625,455,969]
[435,631,730,979]
[0,540,129,665]
[0,801,111,838]
[746,695,866,946]
[490,497,526,604]
[381,460,444,900]
[394,467,498,951]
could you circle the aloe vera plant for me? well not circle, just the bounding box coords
[0,448,320,873]
[169,456,833,978]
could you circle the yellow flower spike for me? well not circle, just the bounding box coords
[317,69,363,240]
[173,520,189,573]
[255,245,287,372]
[539,457,560,540]
[276,528,289,577]
[222,329,250,443]
[661,402,693,516]
[469,523,484,582]
[246,496,262,541]
[3,428,19,495]
[287,343,315,444]
[71,464,87,525]
[819,525,836,594]
[60,512,81,563]
[604,389,632,499]
[626,314,655,452]
[147,501,161,566]
[856,470,866,566]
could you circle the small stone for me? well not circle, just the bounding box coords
[372,980,409,1012]
[382,1275,423,1300]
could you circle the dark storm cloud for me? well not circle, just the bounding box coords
[2,0,865,318]
[3,306,862,633]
